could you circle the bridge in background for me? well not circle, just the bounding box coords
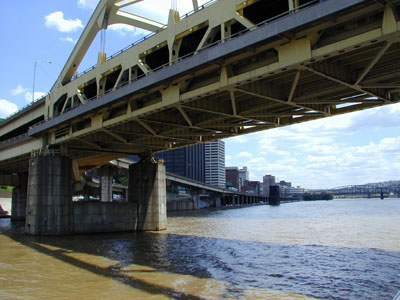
[1,0,400,235]
[328,185,400,198]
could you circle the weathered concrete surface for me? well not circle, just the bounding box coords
[11,173,28,220]
[269,186,281,206]
[129,160,167,231]
[73,202,137,233]
[167,198,194,211]
[99,166,114,202]
[25,155,73,235]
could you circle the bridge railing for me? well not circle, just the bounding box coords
[72,0,318,81]
[1,94,48,124]
[24,0,322,133]
[0,133,30,149]
[72,0,220,80]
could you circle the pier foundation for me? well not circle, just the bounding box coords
[269,186,281,206]
[128,158,167,231]
[11,173,28,220]
[25,155,73,235]
[99,166,114,202]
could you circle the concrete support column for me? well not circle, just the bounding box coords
[189,189,200,210]
[99,166,114,202]
[25,155,73,235]
[128,159,167,231]
[11,173,28,221]
[269,186,281,206]
[215,195,221,208]
[192,192,200,210]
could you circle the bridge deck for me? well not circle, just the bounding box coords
[1,0,400,174]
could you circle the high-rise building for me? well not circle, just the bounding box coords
[205,141,226,188]
[156,144,205,182]
[238,166,249,191]
[261,174,276,196]
[226,167,239,190]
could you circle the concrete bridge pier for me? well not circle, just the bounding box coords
[269,186,281,206]
[191,191,200,210]
[214,195,222,208]
[99,166,114,202]
[128,158,167,231]
[25,154,73,235]
[11,173,28,221]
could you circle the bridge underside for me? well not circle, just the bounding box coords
[2,0,400,174]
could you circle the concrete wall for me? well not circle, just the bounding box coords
[167,199,194,211]
[73,202,137,234]
[25,155,73,235]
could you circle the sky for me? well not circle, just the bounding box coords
[1,1,400,189]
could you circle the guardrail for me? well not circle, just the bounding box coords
[0,133,30,149]
[1,94,48,123]
[71,0,221,80]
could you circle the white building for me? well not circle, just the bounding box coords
[238,166,249,190]
[205,141,226,188]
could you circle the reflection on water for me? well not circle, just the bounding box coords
[0,199,399,299]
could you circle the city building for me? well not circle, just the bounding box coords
[241,180,261,195]
[205,140,226,188]
[261,174,276,196]
[156,144,205,182]
[238,166,249,191]
[226,167,239,191]
[281,186,305,197]
[279,180,291,188]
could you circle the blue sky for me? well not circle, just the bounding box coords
[1,1,399,189]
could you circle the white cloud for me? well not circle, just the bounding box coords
[10,85,45,103]
[45,11,83,33]
[108,24,148,37]
[11,84,28,96]
[226,135,248,144]
[0,100,18,118]
[237,152,252,158]
[114,0,211,25]
[225,104,400,188]
[77,0,99,9]
[24,91,47,103]
[60,36,77,44]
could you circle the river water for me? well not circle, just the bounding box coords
[0,198,399,300]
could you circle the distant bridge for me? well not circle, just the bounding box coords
[309,184,400,197]
[327,185,400,197]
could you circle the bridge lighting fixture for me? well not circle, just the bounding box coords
[33,60,52,103]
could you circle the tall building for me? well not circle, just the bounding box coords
[262,174,276,196]
[156,144,205,182]
[205,141,226,188]
[238,166,249,191]
[226,167,239,190]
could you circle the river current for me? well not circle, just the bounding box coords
[0,198,399,300]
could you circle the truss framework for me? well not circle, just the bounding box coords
[2,0,400,173]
